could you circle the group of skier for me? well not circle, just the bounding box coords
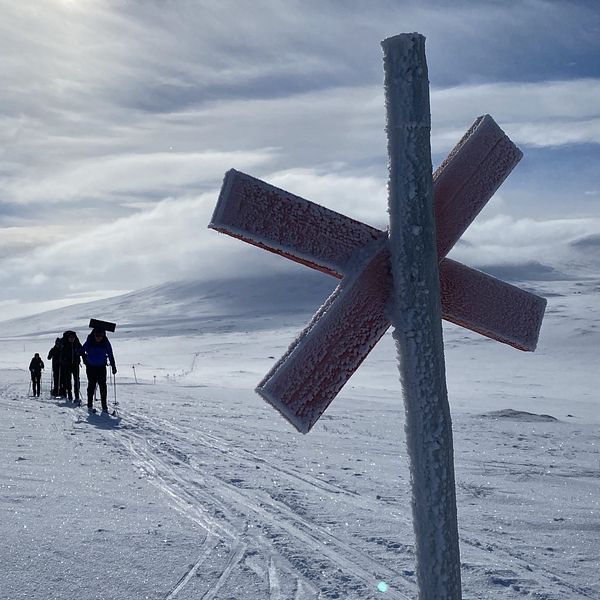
[29,327,117,413]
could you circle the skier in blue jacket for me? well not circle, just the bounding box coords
[81,327,117,413]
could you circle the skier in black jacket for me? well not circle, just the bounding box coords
[47,337,62,397]
[59,330,82,402]
[29,353,45,397]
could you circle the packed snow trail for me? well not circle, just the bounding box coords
[118,405,598,600]
[79,386,600,599]
[109,409,416,599]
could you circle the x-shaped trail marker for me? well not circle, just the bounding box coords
[209,115,546,434]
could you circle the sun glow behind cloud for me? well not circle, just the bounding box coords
[0,0,599,320]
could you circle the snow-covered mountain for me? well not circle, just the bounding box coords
[0,268,336,339]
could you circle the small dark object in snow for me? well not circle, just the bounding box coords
[481,408,558,422]
[89,318,116,332]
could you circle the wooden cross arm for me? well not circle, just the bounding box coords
[210,169,384,278]
[256,247,546,433]
[209,116,521,276]
[208,114,530,345]
[440,259,546,352]
[257,245,391,433]
[209,115,545,433]
[434,114,522,257]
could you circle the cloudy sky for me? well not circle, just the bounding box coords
[1,0,599,320]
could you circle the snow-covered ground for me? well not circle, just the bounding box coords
[0,271,598,599]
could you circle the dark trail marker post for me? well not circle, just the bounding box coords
[383,33,458,598]
[209,33,546,599]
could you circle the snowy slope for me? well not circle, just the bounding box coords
[0,269,335,340]
[0,272,598,599]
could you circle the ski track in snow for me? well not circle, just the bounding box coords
[129,407,599,599]
[15,382,590,600]
[108,408,415,599]
[164,534,220,599]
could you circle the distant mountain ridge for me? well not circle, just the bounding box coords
[0,270,336,339]
[1,249,598,341]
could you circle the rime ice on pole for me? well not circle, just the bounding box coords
[383,32,462,599]
[209,115,546,433]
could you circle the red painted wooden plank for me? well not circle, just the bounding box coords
[257,244,391,433]
[439,259,547,351]
[256,249,546,432]
[210,116,546,432]
[210,169,384,278]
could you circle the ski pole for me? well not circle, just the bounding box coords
[112,370,118,414]
[106,369,117,415]
[58,341,63,398]
[58,364,62,398]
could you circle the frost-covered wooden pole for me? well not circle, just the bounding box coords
[382,34,462,598]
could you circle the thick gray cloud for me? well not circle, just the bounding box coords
[0,0,599,320]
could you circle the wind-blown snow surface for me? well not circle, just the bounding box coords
[0,270,598,599]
